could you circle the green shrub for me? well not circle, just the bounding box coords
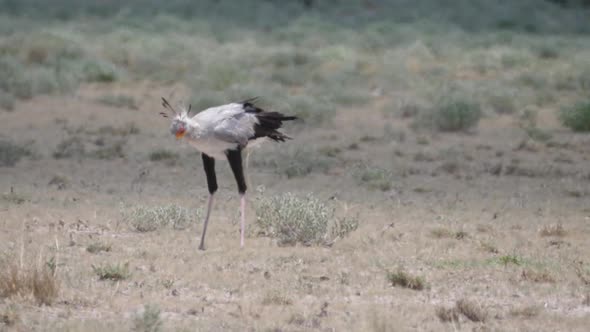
[560,101,590,132]
[255,192,358,246]
[122,204,201,232]
[0,140,32,167]
[435,98,482,132]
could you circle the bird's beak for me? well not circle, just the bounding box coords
[175,130,186,139]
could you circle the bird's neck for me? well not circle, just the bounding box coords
[185,121,202,139]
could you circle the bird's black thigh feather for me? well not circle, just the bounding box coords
[202,153,218,194]
[226,149,247,194]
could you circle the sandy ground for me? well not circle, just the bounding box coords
[1,82,590,331]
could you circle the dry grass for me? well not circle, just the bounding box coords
[539,224,567,237]
[92,263,130,281]
[521,269,556,283]
[455,299,488,322]
[261,291,293,306]
[386,270,426,291]
[86,242,112,254]
[430,227,469,240]
[509,305,541,319]
[435,306,460,323]
[0,255,59,306]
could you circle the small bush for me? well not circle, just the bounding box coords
[560,101,590,132]
[133,304,163,332]
[92,263,130,281]
[255,192,358,246]
[354,165,394,191]
[0,91,15,110]
[122,204,200,232]
[0,140,32,167]
[82,60,120,83]
[0,256,59,305]
[96,94,137,109]
[387,270,426,290]
[53,136,85,159]
[488,94,516,114]
[434,98,482,132]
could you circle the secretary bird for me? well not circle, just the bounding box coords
[160,97,297,250]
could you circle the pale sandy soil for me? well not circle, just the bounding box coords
[1,82,590,331]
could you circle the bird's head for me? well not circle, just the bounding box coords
[160,97,194,140]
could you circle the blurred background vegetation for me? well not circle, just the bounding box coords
[0,0,589,131]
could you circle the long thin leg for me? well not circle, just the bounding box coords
[226,149,247,248]
[240,194,246,247]
[199,194,214,250]
[200,153,218,251]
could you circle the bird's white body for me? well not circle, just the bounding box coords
[178,103,260,159]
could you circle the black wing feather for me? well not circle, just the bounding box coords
[240,98,297,142]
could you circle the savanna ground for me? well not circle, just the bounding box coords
[1,1,590,331]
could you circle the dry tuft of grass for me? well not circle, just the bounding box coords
[521,269,555,283]
[0,256,59,306]
[92,263,130,281]
[255,192,358,246]
[387,270,426,291]
[509,305,541,319]
[121,204,200,232]
[539,224,567,237]
[455,299,487,322]
[86,242,112,254]
[435,306,460,323]
[149,149,180,166]
[261,291,293,306]
[429,227,468,240]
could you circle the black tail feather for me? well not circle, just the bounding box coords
[241,99,297,142]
